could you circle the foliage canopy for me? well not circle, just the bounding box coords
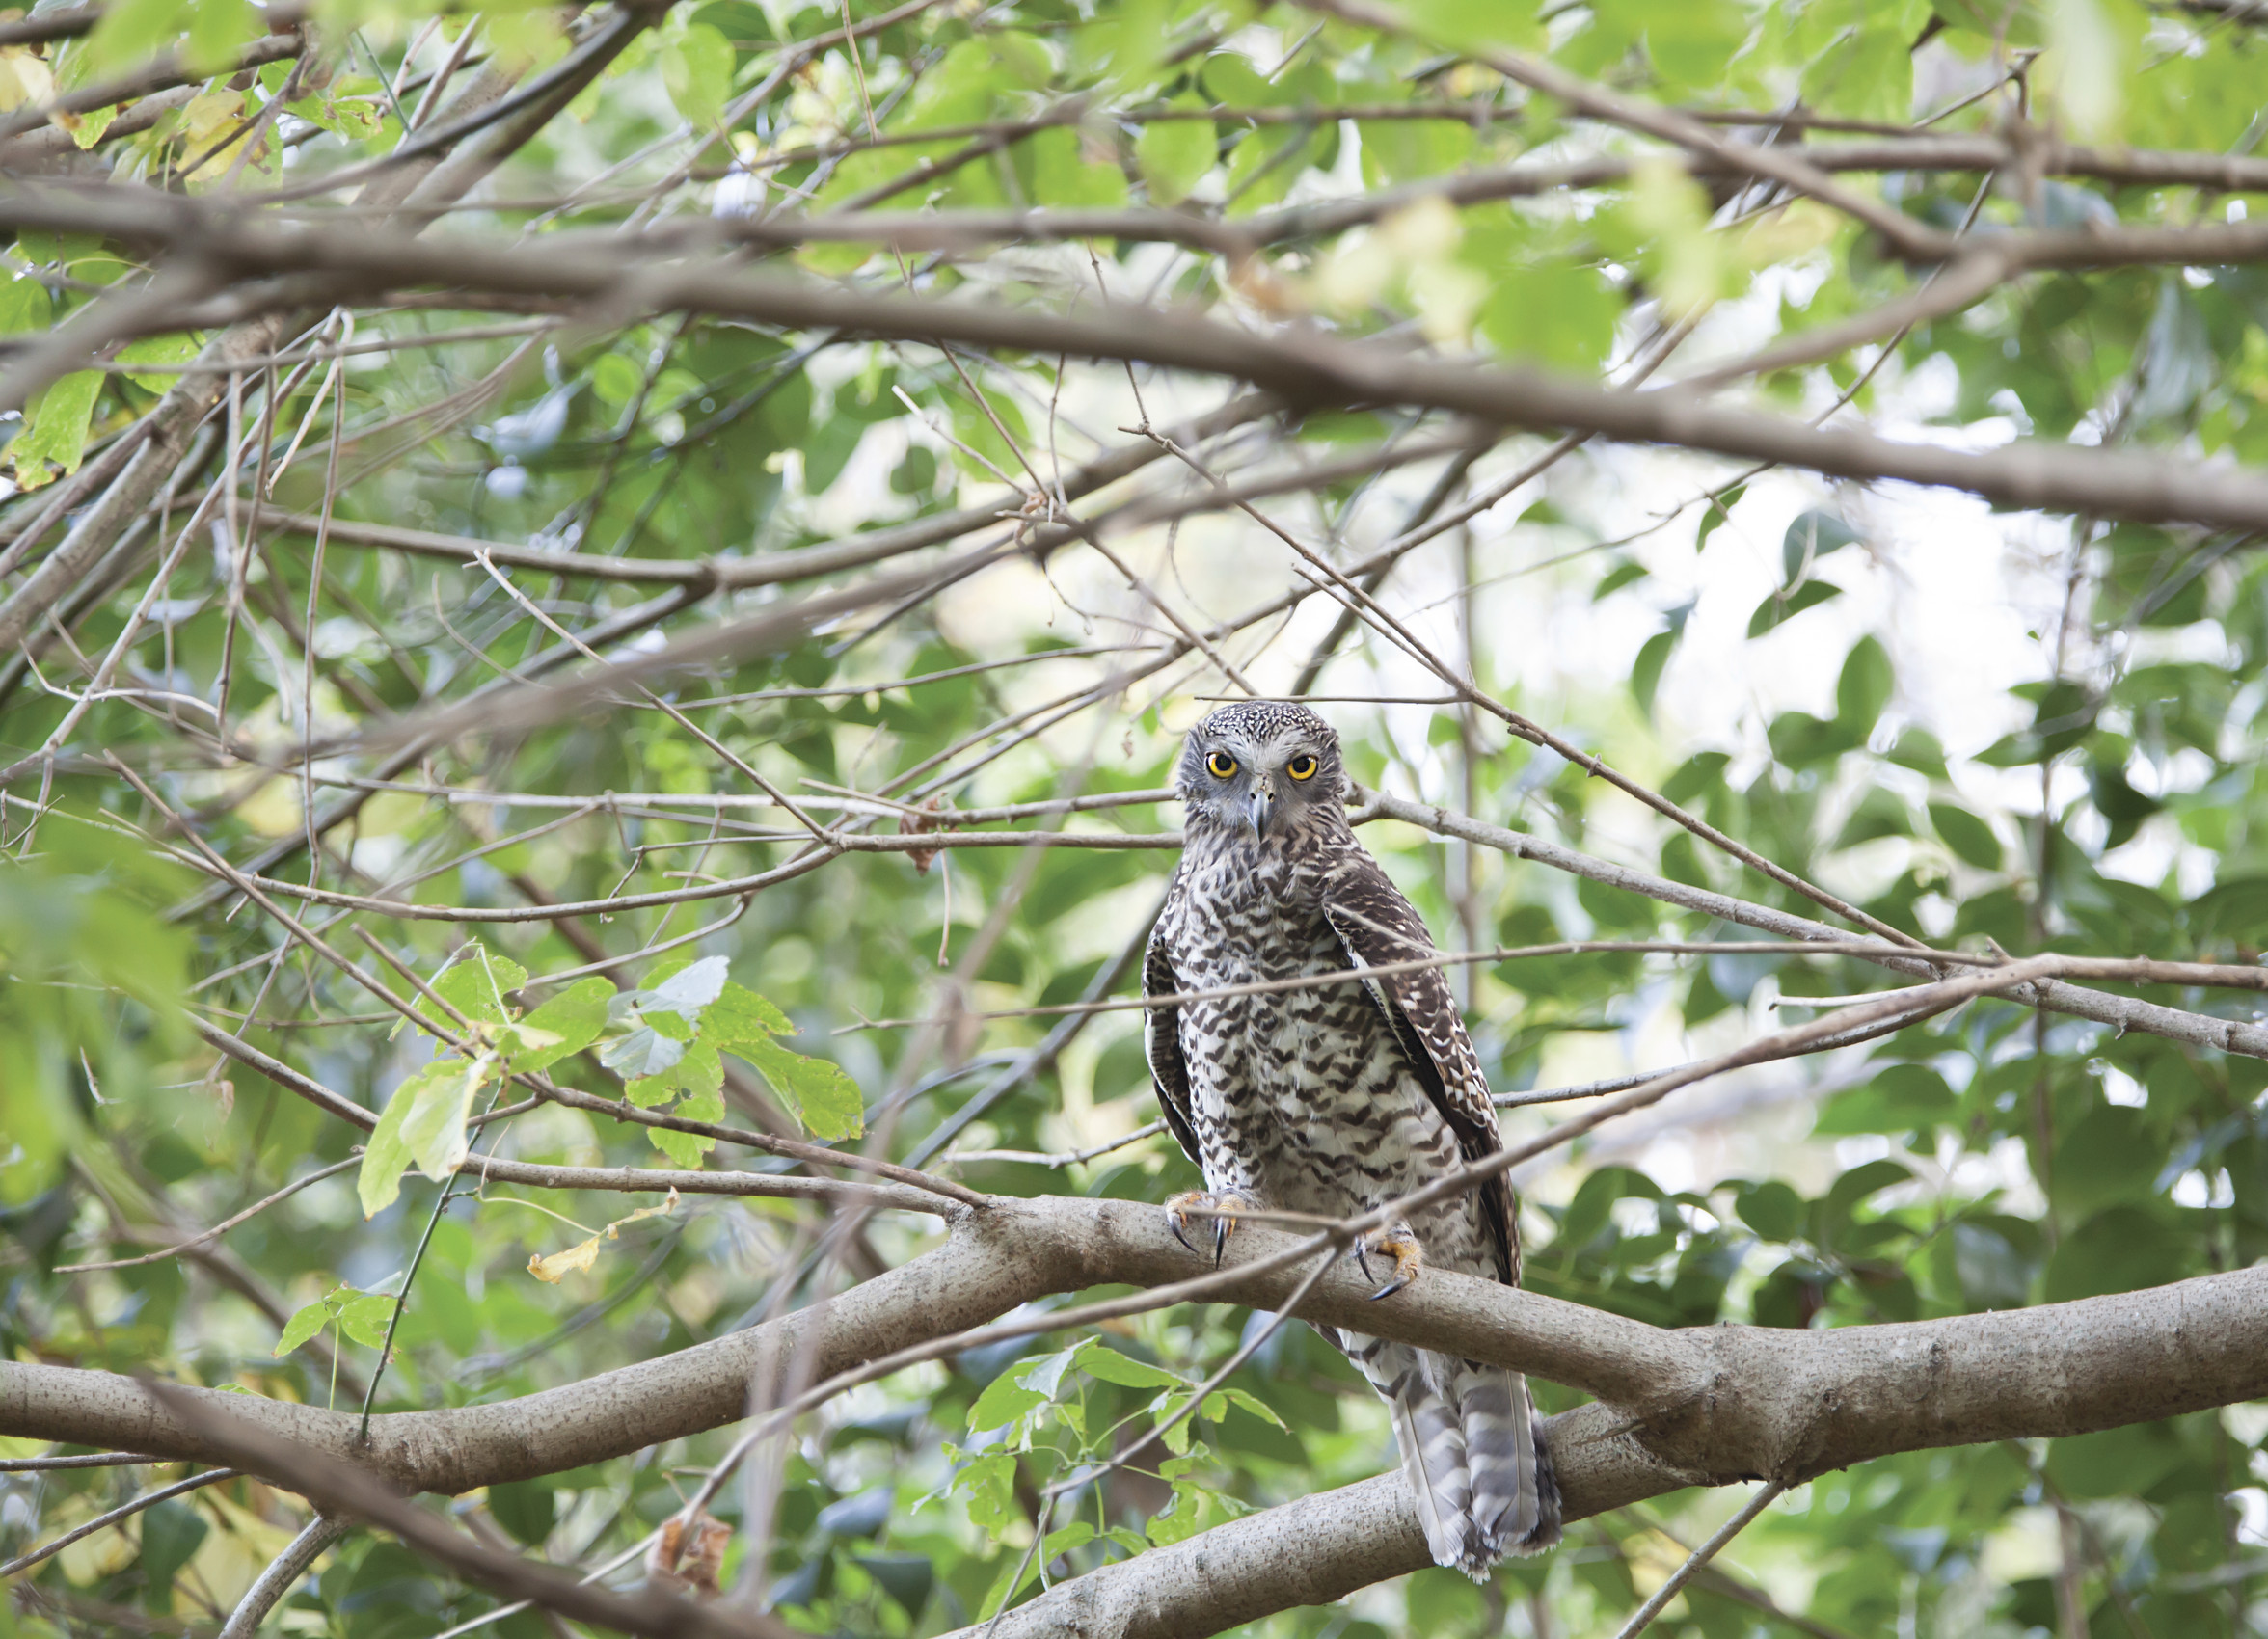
[3,0,2268,1634]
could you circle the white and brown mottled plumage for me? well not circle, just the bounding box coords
[1144,701,1560,1578]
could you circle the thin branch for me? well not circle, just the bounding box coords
[218,1514,354,1639]
[1608,1481,1788,1639]
[0,1467,240,1578]
[141,1383,796,1639]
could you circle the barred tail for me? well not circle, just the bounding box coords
[1335,1331,1562,1578]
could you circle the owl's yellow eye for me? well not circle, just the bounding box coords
[1285,754,1318,781]
[1205,751,1238,780]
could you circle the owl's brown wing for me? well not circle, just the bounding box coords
[1321,853,1518,1286]
[1143,900,1204,1171]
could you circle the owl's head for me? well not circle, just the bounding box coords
[1176,701,1346,842]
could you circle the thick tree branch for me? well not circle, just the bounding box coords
[10,187,2268,532]
[8,1196,2264,1502]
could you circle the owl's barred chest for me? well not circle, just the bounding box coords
[1163,842,1463,1219]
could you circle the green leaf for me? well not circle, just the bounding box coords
[967,1373,1047,1431]
[286,91,386,140]
[337,1292,397,1349]
[1887,727,1949,779]
[79,0,187,78]
[1695,484,1743,551]
[2053,1105,2157,1215]
[662,22,733,127]
[955,1450,1020,1539]
[1631,628,1677,715]
[488,1480,556,1546]
[702,980,793,1044]
[184,0,257,75]
[401,1054,492,1183]
[1593,560,1647,600]
[1781,509,1862,586]
[1029,125,1128,210]
[139,1498,209,1601]
[1476,263,1622,373]
[273,1296,333,1357]
[359,1055,489,1215]
[1816,1063,1956,1137]
[1143,1449,1224,1545]
[647,1123,713,1168]
[1735,1179,1802,1242]
[115,333,202,391]
[2045,1422,2183,1502]
[2043,1205,2192,1302]
[1802,24,1913,124]
[359,1069,425,1218]
[1043,1520,1096,1559]
[646,955,730,1017]
[1158,1393,1198,1454]
[1072,1339,1184,1389]
[732,1034,864,1139]
[419,941,529,1036]
[602,1026,688,1081]
[0,277,53,336]
[507,977,611,1070]
[1835,635,1895,732]
[14,371,102,482]
[1930,802,2004,870]
[1218,1386,1286,1428]
[1746,579,1842,637]
[1136,98,1213,205]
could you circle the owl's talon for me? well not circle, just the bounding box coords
[1358,1226,1422,1301]
[1165,1191,1255,1267]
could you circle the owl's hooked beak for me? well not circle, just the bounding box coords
[1241,777,1280,839]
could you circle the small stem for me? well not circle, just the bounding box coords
[1611,1480,1787,1639]
[357,1177,455,1442]
[0,1467,239,1577]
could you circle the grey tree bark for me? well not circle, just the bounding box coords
[6,1198,2264,1638]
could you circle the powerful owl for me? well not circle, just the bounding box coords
[1143,701,1560,1576]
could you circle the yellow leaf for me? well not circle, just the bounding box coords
[178,89,242,153]
[526,1188,680,1283]
[51,1494,138,1583]
[233,775,301,838]
[0,46,53,112]
[527,1235,603,1282]
[357,789,425,837]
[178,1491,299,1616]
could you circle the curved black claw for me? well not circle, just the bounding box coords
[1166,1191,1253,1267]
[1359,1228,1422,1301]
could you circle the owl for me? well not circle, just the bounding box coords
[1143,701,1560,1577]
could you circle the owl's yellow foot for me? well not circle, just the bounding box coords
[1356,1224,1423,1301]
[1166,1190,1258,1266]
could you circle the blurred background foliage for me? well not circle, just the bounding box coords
[3,0,2268,1632]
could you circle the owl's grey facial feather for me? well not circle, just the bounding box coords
[1174,700,1345,842]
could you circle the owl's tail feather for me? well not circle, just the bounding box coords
[1339,1333,1561,1579]
[1454,1359,1561,1565]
